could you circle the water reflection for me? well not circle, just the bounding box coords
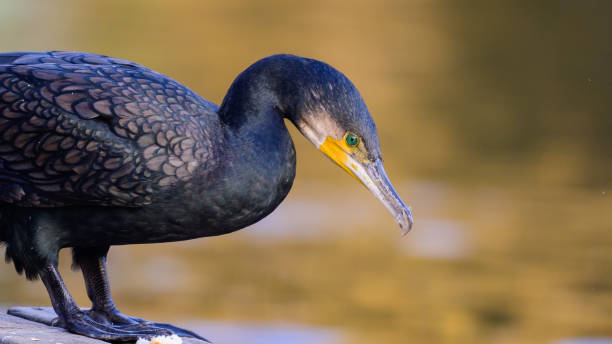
[248,195,384,239]
[400,219,468,259]
[249,186,470,260]
[555,339,612,344]
[180,321,342,344]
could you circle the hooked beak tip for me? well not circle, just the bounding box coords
[398,207,414,236]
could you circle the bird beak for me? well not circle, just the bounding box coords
[359,159,413,234]
[319,138,414,235]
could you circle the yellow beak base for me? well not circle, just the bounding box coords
[318,135,413,233]
[318,136,361,183]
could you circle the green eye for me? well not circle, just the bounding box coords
[345,133,360,147]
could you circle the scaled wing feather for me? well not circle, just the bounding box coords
[0,51,219,207]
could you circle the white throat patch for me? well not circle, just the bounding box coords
[295,111,344,148]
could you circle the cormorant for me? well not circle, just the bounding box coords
[0,51,413,342]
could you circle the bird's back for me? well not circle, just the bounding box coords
[0,51,223,208]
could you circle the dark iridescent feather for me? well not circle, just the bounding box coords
[0,52,301,277]
[0,51,221,207]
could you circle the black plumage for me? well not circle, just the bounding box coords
[0,51,412,341]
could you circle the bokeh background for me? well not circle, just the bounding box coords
[1,1,611,343]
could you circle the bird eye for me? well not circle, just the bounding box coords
[345,133,360,147]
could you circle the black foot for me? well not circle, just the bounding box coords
[87,309,208,342]
[8,306,210,343]
[64,311,173,341]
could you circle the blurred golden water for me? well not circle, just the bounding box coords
[0,1,611,343]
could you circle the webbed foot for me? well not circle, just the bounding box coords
[61,310,173,341]
[8,306,209,342]
[86,308,208,341]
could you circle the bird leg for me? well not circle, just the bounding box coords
[73,246,134,325]
[73,247,208,341]
[38,263,169,341]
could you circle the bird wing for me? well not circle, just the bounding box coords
[0,51,220,207]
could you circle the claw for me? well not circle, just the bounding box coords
[148,321,211,342]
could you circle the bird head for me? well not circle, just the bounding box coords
[252,54,413,234]
[231,54,413,234]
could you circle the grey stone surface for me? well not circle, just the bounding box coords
[0,309,105,344]
[6,307,57,327]
[0,307,207,344]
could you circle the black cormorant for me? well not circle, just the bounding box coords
[0,51,413,342]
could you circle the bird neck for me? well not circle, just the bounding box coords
[217,74,292,171]
[217,63,284,129]
[201,82,296,233]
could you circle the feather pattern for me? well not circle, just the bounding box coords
[0,51,220,207]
